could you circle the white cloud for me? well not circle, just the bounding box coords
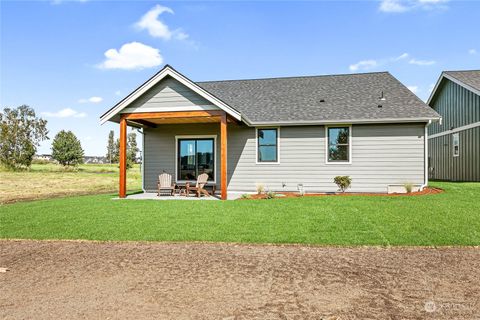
[41,108,87,118]
[407,85,419,94]
[348,52,436,72]
[349,60,378,71]
[78,96,103,104]
[380,0,409,12]
[115,90,122,96]
[135,4,173,39]
[469,49,477,55]
[379,0,449,13]
[135,4,189,41]
[409,58,436,66]
[393,53,409,61]
[97,42,163,70]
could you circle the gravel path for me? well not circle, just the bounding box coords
[1,240,479,319]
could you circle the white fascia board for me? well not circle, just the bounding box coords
[100,66,241,125]
[244,117,440,127]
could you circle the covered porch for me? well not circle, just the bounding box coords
[119,110,233,200]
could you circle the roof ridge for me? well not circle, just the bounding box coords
[196,71,390,84]
[444,69,480,73]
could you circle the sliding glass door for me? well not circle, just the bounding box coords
[177,138,215,181]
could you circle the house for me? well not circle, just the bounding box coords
[100,65,440,199]
[427,70,480,182]
[83,156,108,164]
[33,154,53,162]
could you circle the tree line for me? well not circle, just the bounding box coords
[0,105,138,170]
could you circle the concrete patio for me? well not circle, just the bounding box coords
[118,192,244,201]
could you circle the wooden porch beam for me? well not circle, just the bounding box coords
[119,116,127,198]
[220,113,227,200]
[127,119,157,128]
[123,110,225,120]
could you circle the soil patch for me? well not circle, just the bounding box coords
[1,240,478,319]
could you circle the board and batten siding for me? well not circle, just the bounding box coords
[143,123,426,193]
[428,78,480,181]
[121,76,219,114]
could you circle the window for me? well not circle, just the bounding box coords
[257,128,278,163]
[327,126,351,163]
[177,138,215,181]
[452,133,459,157]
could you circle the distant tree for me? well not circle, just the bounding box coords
[112,131,139,169]
[51,130,84,166]
[127,132,139,165]
[112,138,120,163]
[106,130,115,164]
[0,105,49,169]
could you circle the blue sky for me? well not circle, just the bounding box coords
[1,0,479,155]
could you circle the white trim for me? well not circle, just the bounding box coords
[122,104,219,114]
[452,132,460,157]
[141,128,146,192]
[427,72,480,105]
[421,121,431,191]
[255,127,280,165]
[100,65,241,124]
[428,121,480,139]
[246,118,438,127]
[174,135,217,183]
[325,124,352,165]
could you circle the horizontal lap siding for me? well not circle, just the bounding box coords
[227,124,425,193]
[122,77,218,114]
[143,123,425,193]
[143,124,221,191]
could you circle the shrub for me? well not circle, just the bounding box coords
[255,183,265,195]
[334,176,352,193]
[404,182,414,193]
[265,191,276,199]
[240,193,251,199]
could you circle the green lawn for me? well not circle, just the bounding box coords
[1,182,479,246]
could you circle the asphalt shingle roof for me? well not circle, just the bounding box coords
[444,70,480,92]
[196,72,439,124]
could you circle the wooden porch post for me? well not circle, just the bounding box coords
[220,113,227,200]
[119,116,127,198]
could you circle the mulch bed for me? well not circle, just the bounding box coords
[242,187,443,199]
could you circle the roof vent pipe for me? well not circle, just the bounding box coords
[379,91,386,101]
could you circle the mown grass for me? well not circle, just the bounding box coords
[1,182,479,246]
[0,163,141,204]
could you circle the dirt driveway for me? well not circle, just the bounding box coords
[1,240,479,319]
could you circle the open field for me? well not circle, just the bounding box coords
[1,240,479,319]
[1,182,479,245]
[0,163,141,204]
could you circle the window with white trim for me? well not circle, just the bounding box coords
[452,133,459,157]
[177,138,215,181]
[327,126,350,162]
[257,128,278,163]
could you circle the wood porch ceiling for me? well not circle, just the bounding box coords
[122,110,237,127]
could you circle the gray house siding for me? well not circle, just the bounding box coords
[428,78,480,181]
[122,76,218,114]
[143,124,221,191]
[143,123,426,193]
[428,127,480,181]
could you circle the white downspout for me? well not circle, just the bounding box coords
[136,128,146,193]
[420,120,432,191]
